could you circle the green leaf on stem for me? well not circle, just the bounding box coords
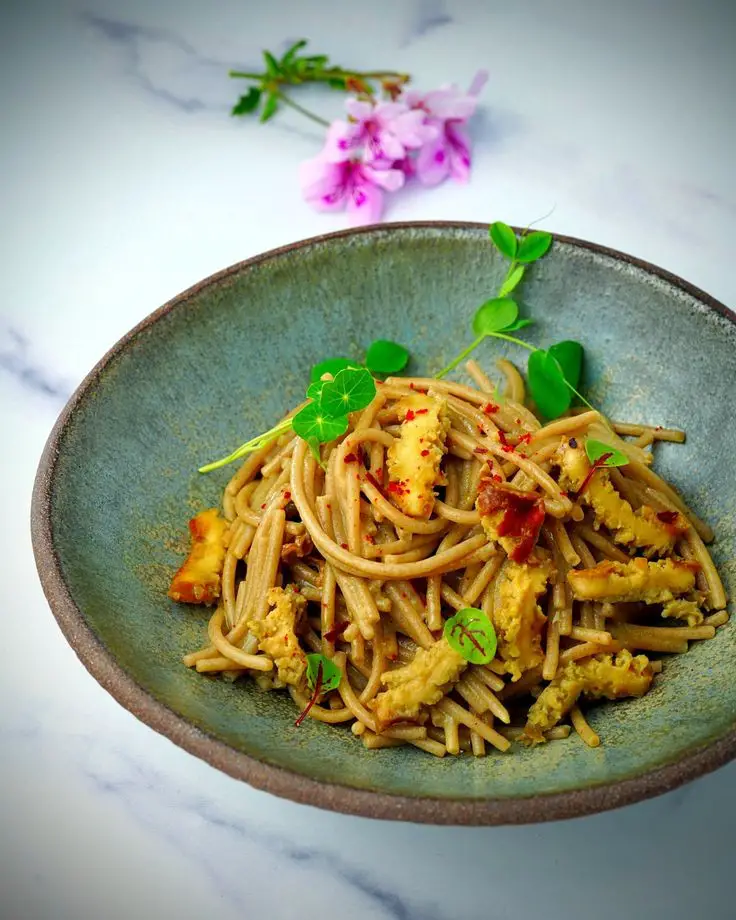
[527,349,571,419]
[498,264,526,297]
[472,298,519,337]
[263,50,281,76]
[306,653,342,692]
[585,439,629,468]
[516,231,553,263]
[231,87,262,116]
[292,403,349,445]
[260,92,279,122]
[548,340,584,390]
[318,367,376,418]
[489,222,518,260]
[365,339,410,374]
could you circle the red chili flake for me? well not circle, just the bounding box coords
[483,403,499,415]
[576,453,613,495]
[654,425,662,431]
[340,542,348,549]
[408,383,428,393]
[420,449,430,457]
[365,471,383,492]
[261,503,267,509]
[292,585,300,592]
[518,433,532,445]
[477,425,487,436]
[343,452,358,464]
[363,533,376,544]
[415,408,429,415]
[284,635,289,644]
[477,480,545,563]
[515,418,521,425]
[474,446,489,454]
[324,621,349,643]
[388,480,406,495]
[559,490,569,498]
[405,409,416,421]
[283,490,291,500]
[492,474,503,483]
[497,430,515,453]
[657,510,679,524]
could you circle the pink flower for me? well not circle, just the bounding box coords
[323,99,437,166]
[404,70,488,187]
[299,154,405,225]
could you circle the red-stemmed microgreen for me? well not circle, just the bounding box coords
[443,608,497,665]
[295,653,342,727]
[585,439,629,468]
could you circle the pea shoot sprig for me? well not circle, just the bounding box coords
[198,340,409,473]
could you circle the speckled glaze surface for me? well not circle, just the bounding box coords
[31,222,736,824]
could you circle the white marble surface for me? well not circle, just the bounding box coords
[3,1,736,917]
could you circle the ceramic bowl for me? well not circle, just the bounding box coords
[31,222,736,824]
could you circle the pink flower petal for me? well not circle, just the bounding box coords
[362,164,405,192]
[390,109,439,148]
[346,181,385,225]
[299,157,347,211]
[414,138,451,187]
[322,120,361,163]
[468,69,489,97]
[345,98,373,122]
[447,122,472,182]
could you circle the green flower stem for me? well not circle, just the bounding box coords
[228,67,408,83]
[198,418,293,474]
[435,335,485,379]
[489,332,537,352]
[275,90,331,126]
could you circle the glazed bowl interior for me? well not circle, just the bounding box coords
[33,223,736,824]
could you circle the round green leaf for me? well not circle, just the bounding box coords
[585,438,629,468]
[489,222,518,260]
[528,349,571,419]
[472,297,519,337]
[318,367,376,418]
[306,653,342,692]
[365,339,410,375]
[309,357,358,383]
[444,608,497,665]
[516,231,553,263]
[306,380,324,401]
[292,403,348,445]
[498,264,526,297]
[548,340,584,389]
[502,317,534,333]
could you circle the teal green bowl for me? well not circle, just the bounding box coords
[31,223,736,824]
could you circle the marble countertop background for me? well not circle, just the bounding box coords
[3,1,735,918]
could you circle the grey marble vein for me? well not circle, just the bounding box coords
[0,328,72,404]
[401,0,453,47]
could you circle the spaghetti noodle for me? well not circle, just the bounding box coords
[169,360,728,756]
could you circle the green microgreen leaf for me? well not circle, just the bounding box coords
[365,339,410,375]
[585,439,629,468]
[292,403,349,445]
[472,297,519,337]
[444,608,497,665]
[231,87,262,116]
[516,230,553,263]
[489,222,518,260]
[306,380,324,401]
[548,340,584,391]
[198,417,293,474]
[260,92,279,123]
[498,264,526,297]
[309,357,357,383]
[306,653,342,692]
[318,367,376,418]
[527,349,571,419]
[502,318,534,332]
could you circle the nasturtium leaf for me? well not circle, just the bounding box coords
[498,264,526,297]
[259,92,279,123]
[306,380,324,401]
[548,340,584,390]
[516,230,553,264]
[306,653,342,692]
[309,357,357,383]
[444,608,497,665]
[318,367,376,418]
[365,339,410,375]
[527,349,571,419]
[292,402,348,445]
[472,297,519,337]
[489,222,518,260]
[585,438,629,468]
[502,317,534,332]
[231,87,262,116]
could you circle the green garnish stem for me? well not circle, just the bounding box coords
[435,336,485,379]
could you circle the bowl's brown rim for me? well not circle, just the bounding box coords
[30,220,736,826]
